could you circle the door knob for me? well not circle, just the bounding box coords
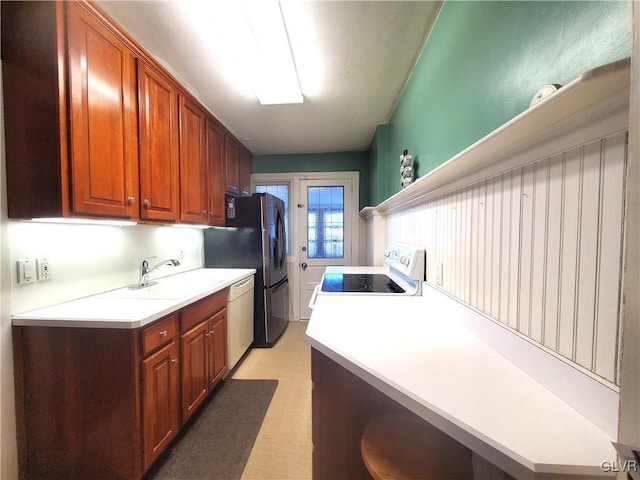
[301,262,308,270]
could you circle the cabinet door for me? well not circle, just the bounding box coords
[67,3,139,218]
[206,119,225,226]
[239,148,253,197]
[224,136,240,196]
[181,321,209,420]
[142,341,179,469]
[207,310,228,389]
[179,96,208,223]
[138,61,179,222]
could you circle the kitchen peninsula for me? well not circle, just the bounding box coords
[306,287,617,480]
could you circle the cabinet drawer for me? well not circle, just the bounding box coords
[142,314,177,356]
[180,289,227,333]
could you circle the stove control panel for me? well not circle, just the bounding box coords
[383,243,425,281]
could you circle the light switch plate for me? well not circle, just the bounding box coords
[17,260,35,284]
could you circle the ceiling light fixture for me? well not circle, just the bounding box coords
[182,0,303,106]
[240,0,303,105]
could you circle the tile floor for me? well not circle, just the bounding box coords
[232,321,312,480]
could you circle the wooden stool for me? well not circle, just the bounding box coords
[361,412,473,480]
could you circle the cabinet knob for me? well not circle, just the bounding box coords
[171,358,179,364]
[127,196,135,204]
[209,330,214,336]
[160,330,168,337]
[202,210,207,216]
[143,199,151,207]
[209,211,214,216]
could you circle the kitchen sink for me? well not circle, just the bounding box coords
[100,270,225,300]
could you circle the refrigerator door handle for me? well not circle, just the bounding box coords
[271,277,289,292]
[275,209,286,270]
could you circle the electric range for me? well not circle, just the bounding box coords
[309,243,425,308]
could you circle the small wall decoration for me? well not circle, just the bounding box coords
[400,149,414,188]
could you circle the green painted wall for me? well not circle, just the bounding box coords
[253,152,369,209]
[371,0,632,204]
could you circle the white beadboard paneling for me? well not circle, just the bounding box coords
[530,159,549,344]
[386,131,627,386]
[543,154,564,351]
[507,169,522,330]
[595,132,626,382]
[558,147,581,360]
[575,141,602,370]
[519,164,535,337]
[490,177,502,319]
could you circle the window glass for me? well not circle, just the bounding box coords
[307,186,344,258]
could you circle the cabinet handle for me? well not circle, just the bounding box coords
[160,330,168,337]
[143,199,151,207]
[171,358,179,364]
[127,196,136,204]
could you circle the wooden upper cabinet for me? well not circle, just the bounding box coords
[239,148,253,197]
[224,136,240,196]
[179,96,208,224]
[138,61,180,222]
[206,119,226,226]
[66,2,139,218]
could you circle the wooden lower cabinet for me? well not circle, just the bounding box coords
[181,302,228,421]
[142,339,179,469]
[13,290,228,480]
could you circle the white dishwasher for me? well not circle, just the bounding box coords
[227,275,255,370]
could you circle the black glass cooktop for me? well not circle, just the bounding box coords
[321,273,405,294]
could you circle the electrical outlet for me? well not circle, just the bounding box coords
[16,260,35,284]
[436,261,443,286]
[37,258,51,281]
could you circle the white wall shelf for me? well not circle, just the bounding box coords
[362,57,630,217]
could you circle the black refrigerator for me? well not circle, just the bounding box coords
[204,193,288,347]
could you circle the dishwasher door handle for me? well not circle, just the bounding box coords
[308,284,321,310]
[232,276,254,290]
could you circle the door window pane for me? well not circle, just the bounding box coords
[307,186,344,258]
[255,184,289,253]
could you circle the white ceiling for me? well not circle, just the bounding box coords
[96,1,442,156]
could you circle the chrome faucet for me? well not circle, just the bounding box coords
[130,257,181,289]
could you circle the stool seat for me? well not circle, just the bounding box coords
[361,413,473,480]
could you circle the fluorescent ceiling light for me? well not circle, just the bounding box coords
[183,0,303,105]
[241,0,303,105]
[27,218,137,227]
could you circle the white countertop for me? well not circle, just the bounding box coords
[12,268,255,329]
[305,288,617,479]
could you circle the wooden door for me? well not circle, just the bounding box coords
[239,148,253,197]
[66,3,139,218]
[180,321,209,420]
[206,119,225,226]
[142,341,179,469]
[179,96,207,223]
[207,310,228,388]
[138,61,179,222]
[224,136,240,196]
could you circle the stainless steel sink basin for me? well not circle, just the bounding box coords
[100,272,225,300]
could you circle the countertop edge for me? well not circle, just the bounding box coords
[11,268,256,329]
